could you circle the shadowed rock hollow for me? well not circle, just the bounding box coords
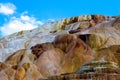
[0,15,120,80]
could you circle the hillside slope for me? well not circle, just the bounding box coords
[0,15,120,80]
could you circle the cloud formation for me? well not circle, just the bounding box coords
[0,13,44,36]
[0,3,16,15]
[0,3,55,37]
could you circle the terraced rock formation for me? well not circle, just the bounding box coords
[0,15,120,80]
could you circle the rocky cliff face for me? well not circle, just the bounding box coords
[0,15,120,80]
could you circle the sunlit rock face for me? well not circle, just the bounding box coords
[76,61,120,74]
[32,34,92,77]
[0,15,120,79]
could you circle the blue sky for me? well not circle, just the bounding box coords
[0,0,120,37]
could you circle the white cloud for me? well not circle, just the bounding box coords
[0,13,44,36]
[47,19,55,22]
[0,3,16,15]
